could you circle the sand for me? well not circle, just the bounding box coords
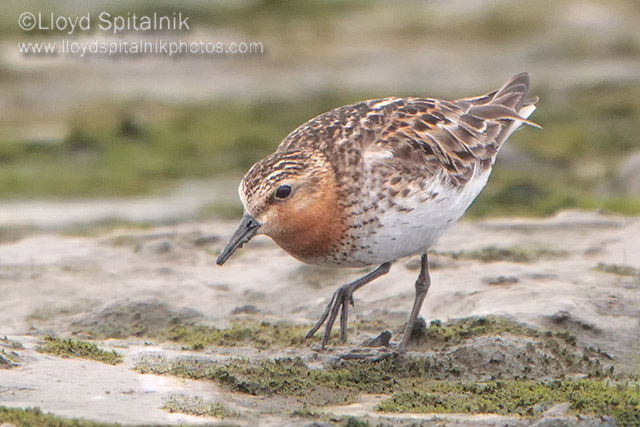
[0,209,639,425]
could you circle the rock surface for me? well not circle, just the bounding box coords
[0,210,639,425]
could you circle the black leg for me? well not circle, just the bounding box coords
[306,262,392,348]
[397,253,431,352]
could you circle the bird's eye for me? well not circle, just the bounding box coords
[274,184,293,201]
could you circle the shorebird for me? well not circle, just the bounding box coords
[217,73,538,351]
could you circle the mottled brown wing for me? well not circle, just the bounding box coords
[276,73,537,189]
[361,72,538,187]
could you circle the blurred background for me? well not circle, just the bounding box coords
[1,0,639,232]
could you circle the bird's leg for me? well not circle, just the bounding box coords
[397,253,431,352]
[306,262,392,349]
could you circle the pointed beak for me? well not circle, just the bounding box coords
[216,213,261,266]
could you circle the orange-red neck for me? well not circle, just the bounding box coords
[269,181,344,263]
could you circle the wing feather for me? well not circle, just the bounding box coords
[276,73,538,192]
[363,72,538,188]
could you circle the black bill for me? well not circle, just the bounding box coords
[216,213,261,265]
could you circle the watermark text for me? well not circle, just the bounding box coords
[17,38,264,57]
[19,12,190,35]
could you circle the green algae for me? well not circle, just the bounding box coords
[342,417,372,427]
[151,318,401,350]
[594,262,640,278]
[136,320,606,393]
[2,83,640,218]
[0,406,122,427]
[0,405,209,427]
[416,316,577,348]
[376,379,640,424]
[37,335,123,365]
[135,315,619,416]
[136,356,371,406]
[0,94,361,199]
[157,321,316,349]
[136,354,633,420]
[72,301,336,348]
[162,394,236,419]
[291,410,372,427]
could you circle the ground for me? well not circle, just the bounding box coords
[1,210,639,426]
[2,1,640,425]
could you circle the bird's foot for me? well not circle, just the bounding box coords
[305,283,356,348]
[309,330,399,362]
[305,262,392,349]
[337,330,397,361]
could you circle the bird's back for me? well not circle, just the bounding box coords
[276,73,537,266]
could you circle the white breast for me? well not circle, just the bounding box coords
[352,168,492,265]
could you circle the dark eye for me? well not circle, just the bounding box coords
[274,184,292,200]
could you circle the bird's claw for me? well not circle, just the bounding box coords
[305,284,354,348]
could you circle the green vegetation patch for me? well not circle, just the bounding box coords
[136,355,398,406]
[37,335,123,365]
[136,317,616,409]
[437,246,567,263]
[2,2,640,219]
[594,262,640,277]
[0,406,121,427]
[405,316,614,381]
[0,93,363,199]
[1,83,640,218]
[71,300,331,348]
[413,316,576,348]
[156,319,391,349]
[341,417,372,427]
[291,410,373,427]
[70,300,203,340]
[136,354,630,417]
[156,321,313,350]
[162,394,235,418]
[376,379,640,425]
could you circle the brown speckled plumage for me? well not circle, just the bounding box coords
[218,73,539,351]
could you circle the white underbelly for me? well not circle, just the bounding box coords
[352,170,491,264]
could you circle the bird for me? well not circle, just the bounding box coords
[216,72,538,352]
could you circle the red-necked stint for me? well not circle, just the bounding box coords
[217,73,539,351]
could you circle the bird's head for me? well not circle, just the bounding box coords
[216,149,344,265]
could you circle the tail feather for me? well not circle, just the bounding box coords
[463,72,540,148]
[468,103,540,128]
[493,73,539,147]
[494,72,531,109]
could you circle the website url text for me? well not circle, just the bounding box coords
[17,39,265,57]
